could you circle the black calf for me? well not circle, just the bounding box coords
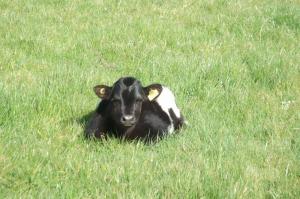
[85,77,184,141]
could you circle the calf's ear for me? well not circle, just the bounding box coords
[93,85,112,99]
[144,84,163,101]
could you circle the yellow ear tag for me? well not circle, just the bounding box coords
[99,88,105,95]
[148,89,159,101]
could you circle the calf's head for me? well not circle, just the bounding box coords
[94,77,162,128]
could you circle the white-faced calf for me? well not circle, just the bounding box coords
[85,77,185,141]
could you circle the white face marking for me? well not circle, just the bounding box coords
[155,86,181,134]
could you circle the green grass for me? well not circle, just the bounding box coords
[0,0,299,198]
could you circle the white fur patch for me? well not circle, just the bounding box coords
[155,86,181,134]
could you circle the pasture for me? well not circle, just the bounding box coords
[0,0,299,198]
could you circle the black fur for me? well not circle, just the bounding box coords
[168,108,185,130]
[85,77,183,141]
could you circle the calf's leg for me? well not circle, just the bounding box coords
[85,112,107,139]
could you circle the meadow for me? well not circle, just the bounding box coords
[0,0,299,198]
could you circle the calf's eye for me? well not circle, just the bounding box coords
[112,99,121,104]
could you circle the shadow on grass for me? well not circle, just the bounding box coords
[75,111,95,139]
[77,111,95,128]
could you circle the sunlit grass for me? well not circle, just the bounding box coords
[0,0,299,198]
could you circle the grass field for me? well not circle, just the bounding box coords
[0,0,299,198]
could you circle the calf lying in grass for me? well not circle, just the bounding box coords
[85,77,185,142]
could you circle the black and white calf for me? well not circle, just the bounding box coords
[85,77,185,141]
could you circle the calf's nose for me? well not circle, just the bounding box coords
[121,115,135,125]
[121,115,134,122]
